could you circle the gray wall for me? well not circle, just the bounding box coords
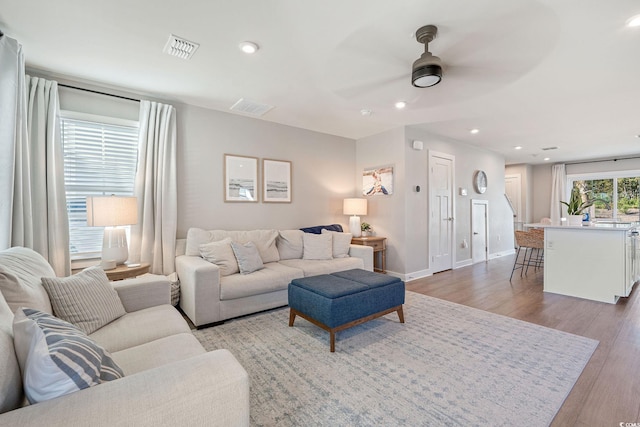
[176,103,357,237]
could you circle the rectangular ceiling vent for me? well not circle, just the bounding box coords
[163,34,199,60]
[230,98,274,117]
[541,146,558,151]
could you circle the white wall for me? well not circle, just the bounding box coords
[356,126,514,278]
[355,128,407,275]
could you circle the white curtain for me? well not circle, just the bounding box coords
[130,101,177,275]
[0,35,25,250]
[550,163,567,224]
[0,36,70,275]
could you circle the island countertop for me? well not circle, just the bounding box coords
[525,222,636,231]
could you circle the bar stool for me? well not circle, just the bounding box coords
[510,230,544,281]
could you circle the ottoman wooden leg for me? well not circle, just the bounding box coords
[289,309,297,326]
[397,306,405,323]
[330,331,336,352]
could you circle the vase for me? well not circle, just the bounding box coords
[568,215,583,226]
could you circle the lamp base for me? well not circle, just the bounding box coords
[349,215,362,237]
[102,228,129,265]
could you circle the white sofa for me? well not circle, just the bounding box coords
[176,228,374,328]
[0,247,249,426]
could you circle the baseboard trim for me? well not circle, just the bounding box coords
[489,249,516,260]
[455,259,473,269]
[388,269,432,282]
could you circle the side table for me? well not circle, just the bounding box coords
[104,263,150,281]
[351,236,386,273]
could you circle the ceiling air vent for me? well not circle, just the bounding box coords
[163,34,199,60]
[541,146,558,151]
[230,98,274,117]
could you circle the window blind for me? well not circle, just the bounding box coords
[61,113,139,259]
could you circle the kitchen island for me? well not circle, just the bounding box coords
[525,222,639,304]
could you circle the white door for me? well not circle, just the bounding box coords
[429,151,455,273]
[504,174,522,225]
[471,199,489,264]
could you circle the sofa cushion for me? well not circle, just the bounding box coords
[277,230,304,260]
[321,229,352,258]
[199,238,239,276]
[220,263,303,300]
[279,257,365,277]
[186,228,280,263]
[13,308,124,404]
[41,267,126,335]
[299,224,343,234]
[230,242,264,274]
[89,305,191,353]
[0,292,22,413]
[302,232,333,261]
[112,333,206,375]
[0,246,55,314]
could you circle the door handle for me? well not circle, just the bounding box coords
[473,232,479,235]
[448,217,453,221]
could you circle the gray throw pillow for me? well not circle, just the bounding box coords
[13,307,124,404]
[321,229,353,258]
[302,232,333,260]
[199,238,239,276]
[41,267,126,335]
[230,241,264,275]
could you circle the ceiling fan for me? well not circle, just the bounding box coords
[411,25,443,88]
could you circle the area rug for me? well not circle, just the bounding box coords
[194,291,598,426]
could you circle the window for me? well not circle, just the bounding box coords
[568,172,640,223]
[61,111,139,260]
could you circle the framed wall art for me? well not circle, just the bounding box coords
[263,159,292,203]
[363,166,393,196]
[224,154,259,202]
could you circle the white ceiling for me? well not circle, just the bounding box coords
[2,0,640,165]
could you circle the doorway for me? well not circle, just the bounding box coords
[471,199,489,264]
[504,174,522,230]
[429,151,455,273]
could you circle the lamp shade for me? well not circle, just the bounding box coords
[86,196,138,227]
[343,198,367,216]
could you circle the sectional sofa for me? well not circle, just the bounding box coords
[175,226,374,328]
[0,247,249,426]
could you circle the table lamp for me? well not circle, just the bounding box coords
[86,195,138,267]
[343,198,367,237]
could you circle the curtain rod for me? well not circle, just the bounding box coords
[565,155,640,166]
[58,83,140,103]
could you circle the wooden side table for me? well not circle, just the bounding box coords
[351,237,386,273]
[104,263,150,281]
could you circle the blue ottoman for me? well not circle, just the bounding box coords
[288,269,405,352]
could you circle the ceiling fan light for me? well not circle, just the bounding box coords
[412,64,442,88]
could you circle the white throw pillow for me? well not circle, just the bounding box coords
[321,229,353,258]
[41,267,126,335]
[230,241,265,274]
[302,233,333,260]
[199,238,239,276]
[13,308,124,404]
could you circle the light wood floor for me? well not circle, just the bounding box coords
[406,255,640,427]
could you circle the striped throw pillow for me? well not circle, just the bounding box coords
[41,266,126,334]
[13,308,124,404]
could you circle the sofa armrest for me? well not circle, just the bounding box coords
[175,255,222,327]
[0,350,249,427]
[348,244,374,272]
[112,274,171,312]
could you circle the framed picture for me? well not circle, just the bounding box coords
[263,159,292,203]
[224,154,259,202]
[363,166,393,196]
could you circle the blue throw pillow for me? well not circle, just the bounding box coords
[300,224,344,234]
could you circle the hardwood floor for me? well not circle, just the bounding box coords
[406,255,640,427]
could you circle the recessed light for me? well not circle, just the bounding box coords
[627,14,640,27]
[470,128,479,134]
[635,134,640,138]
[239,41,259,54]
[395,101,406,109]
[360,109,372,116]
[514,146,522,150]
[544,157,550,161]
